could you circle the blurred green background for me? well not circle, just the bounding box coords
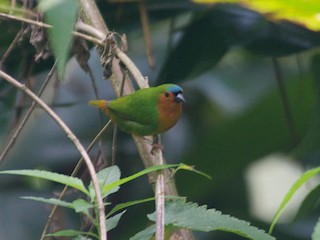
[1,1,320,239]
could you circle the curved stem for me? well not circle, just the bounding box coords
[0,70,107,240]
[0,62,57,163]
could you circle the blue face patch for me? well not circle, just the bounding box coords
[168,85,183,94]
[167,84,185,103]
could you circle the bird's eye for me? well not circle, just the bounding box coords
[164,92,170,98]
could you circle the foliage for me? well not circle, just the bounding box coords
[132,199,275,240]
[38,0,78,77]
[0,165,180,238]
[1,0,320,239]
[193,0,320,31]
[0,165,274,239]
[158,3,319,83]
[269,166,320,233]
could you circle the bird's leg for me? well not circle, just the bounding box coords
[151,135,164,155]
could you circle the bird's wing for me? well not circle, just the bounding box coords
[108,96,157,125]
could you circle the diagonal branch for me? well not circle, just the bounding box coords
[0,70,107,240]
[0,62,57,163]
[79,1,194,239]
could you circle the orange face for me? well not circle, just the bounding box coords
[157,91,184,133]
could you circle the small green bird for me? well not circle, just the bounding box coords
[88,84,185,136]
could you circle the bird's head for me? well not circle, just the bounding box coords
[158,84,185,104]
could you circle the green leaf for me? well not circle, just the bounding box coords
[269,166,320,233]
[38,0,78,78]
[148,200,275,240]
[22,196,95,214]
[89,165,121,200]
[158,3,319,83]
[107,197,155,218]
[193,0,320,31]
[130,225,155,240]
[293,184,320,222]
[101,164,180,195]
[0,169,89,194]
[312,217,320,240]
[174,164,212,179]
[46,229,97,238]
[72,199,94,214]
[21,196,73,208]
[106,210,126,232]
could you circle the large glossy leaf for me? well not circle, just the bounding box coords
[158,4,263,83]
[194,0,320,31]
[158,3,320,83]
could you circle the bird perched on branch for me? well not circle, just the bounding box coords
[88,84,184,137]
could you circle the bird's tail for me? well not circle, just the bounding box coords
[88,100,108,110]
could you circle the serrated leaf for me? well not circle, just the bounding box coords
[0,169,88,194]
[269,166,320,233]
[72,199,94,214]
[89,166,121,199]
[147,200,275,240]
[21,196,73,208]
[38,0,78,78]
[106,210,126,232]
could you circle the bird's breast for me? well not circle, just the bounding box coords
[157,101,182,133]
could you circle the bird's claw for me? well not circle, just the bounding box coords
[151,143,164,155]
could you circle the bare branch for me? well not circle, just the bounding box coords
[0,62,57,163]
[0,70,107,240]
[0,12,51,28]
[40,121,112,240]
[154,136,165,240]
[138,0,156,70]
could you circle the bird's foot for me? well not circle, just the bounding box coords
[150,135,164,155]
[141,136,164,154]
[151,143,164,155]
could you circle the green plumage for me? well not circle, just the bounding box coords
[107,86,162,135]
[89,84,184,136]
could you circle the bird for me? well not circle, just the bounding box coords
[88,84,185,137]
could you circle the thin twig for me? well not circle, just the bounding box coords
[0,29,23,68]
[40,121,112,240]
[166,17,176,56]
[72,30,104,46]
[114,48,148,89]
[154,135,165,240]
[111,70,126,165]
[0,62,57,164]
[75,22,149,89]
[0,70,107,240]
[0,12,51,28]
[272,58,297,145]
[0,12,105,47]
[138,0,156,70]
[76,21,106,41]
